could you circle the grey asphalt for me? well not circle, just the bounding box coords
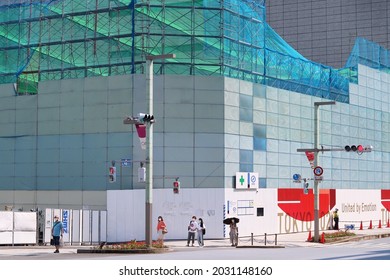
[0,227,389,259]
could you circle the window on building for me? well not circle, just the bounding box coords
[254,124,267,150]
[240,95,253,122]
[259,178,267,188]
[239,149,253,172]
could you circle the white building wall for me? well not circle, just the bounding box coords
[107,188,390,242]
[107,188,225,242]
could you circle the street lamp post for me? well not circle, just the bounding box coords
[313,101,335,242]
[144,54,175,247]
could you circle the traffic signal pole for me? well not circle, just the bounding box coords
[297,101,335,242]
[313,101,335,242]
[297,102,373,242]
[144,54,175,248]
[145,58,153,248]
[123,54,175,247]
[313,104,320,242]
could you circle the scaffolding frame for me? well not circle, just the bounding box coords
[2,0,382,102]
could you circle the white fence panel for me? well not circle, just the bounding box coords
[0,211,36,245]
[0,209,107,245]
[71,210,81,245]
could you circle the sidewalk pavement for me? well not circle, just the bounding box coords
[0,227,389,257]
[165,227,390,249]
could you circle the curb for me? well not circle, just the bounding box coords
[77,248,172,254]
[236,245,285,249]
[318,233,390,244]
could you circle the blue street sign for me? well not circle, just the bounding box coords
[121,159,131,167]
[293,174,301,181]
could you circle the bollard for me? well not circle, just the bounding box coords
[264,233,267,246]
[251,233,253,246]
[307,230,312,242]
[320,232,325,244]
[275,234,277,245]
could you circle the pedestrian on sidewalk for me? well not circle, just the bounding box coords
[156,216,167,244]
[197,218,206,247]
[51,215,64,253]
[186,216,198,246]
[333,209,339,230]
[329,211,334,229]
[229,220,238,246]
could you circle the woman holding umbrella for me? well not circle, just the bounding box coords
[224,217,239,247]
[229,220,238,246]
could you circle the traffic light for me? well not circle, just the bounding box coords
[344,145,373,154]
[138,166,146,182]
[109,166,116,183]
[303,182,309,195]
[173,180,180,194]
[138,113,155,123]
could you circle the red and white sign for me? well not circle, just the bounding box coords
[313,166,323,176]
[135,124,146,150]
[305,151,315,169]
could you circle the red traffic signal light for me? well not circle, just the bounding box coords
[345,145,358,152]
[173,180,180,194]
[344,145,372,154]
[109,166,116,183]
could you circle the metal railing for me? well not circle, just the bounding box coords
[237,233,278,246]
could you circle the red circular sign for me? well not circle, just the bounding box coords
[313,166,323,176]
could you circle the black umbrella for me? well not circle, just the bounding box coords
[223,217,239,225]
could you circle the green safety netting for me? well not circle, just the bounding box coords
[0,0,361,102]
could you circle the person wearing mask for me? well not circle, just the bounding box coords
[51,215,64,253]
[156,216,167,244]
[197,218,206,247]
[186,216,198,247]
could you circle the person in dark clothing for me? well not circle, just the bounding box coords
[333,209,339,230]
[186,216,198,246]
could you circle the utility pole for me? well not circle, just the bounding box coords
[297,101,335,242]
